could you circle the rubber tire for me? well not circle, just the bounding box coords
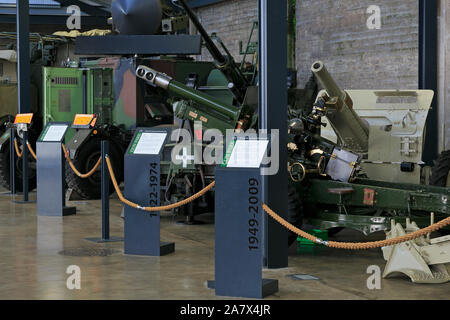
[327,227,345,237]
[0,140,37,192]
[288,184,303,247]
[65,138,123,200]
[430,150,450,187]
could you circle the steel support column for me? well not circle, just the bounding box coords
[258,0,288,269]
[16,0,30,114]
[419,0,438,164]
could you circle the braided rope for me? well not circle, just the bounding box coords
[26,143,37,160]
[105,156,215,212]
[262,203,450,250]
[14,139,23,158]
[62,144,101,179]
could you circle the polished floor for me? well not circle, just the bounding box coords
[0,189,449,300]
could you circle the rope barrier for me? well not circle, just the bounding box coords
[16,140,450,250]
[27,142,37,160]
[105,156,215,212]
[62,144,101,179]
[262,203,450,250]
[14,139,23,158]
[14,139,37,160]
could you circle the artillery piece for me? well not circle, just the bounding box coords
[312,61,434,185]
[311,61,369,153]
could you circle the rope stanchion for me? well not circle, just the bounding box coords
[62,144,101,179]
[262,203,450,250]
[14,139,23,158]
[105,156,215,212]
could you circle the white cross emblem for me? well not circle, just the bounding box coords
[175,147,195,168]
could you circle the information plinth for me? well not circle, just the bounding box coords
[208,138,278,298]
[124,128,174,256]
[37,123,76,216]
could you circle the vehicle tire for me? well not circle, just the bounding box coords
[288,184,303,247]
[0,140,37,192]
[430,150,450,187]
[327,227,344,237]
[65,138,123,200]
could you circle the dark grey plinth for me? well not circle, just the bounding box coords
[37,141,75,216]
[210,167,278,299]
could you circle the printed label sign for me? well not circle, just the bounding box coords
[14,113,33,124]
[129,132,167,155]
[73,114,95,127]
[41,124,69,142]
[227,140,269,168]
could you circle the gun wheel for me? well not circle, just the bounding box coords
[65,138,123,200]
[0,140,37,192]
[430,150,450,187]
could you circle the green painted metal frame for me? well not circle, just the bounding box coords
[295,178,450,233]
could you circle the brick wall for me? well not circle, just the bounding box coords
[195,0,419,90]
[194,0,258,62]
[296,0,418,89]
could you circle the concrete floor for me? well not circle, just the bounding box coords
[0,189,449,300]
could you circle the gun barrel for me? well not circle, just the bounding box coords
[310,61,369,153]
[311,61,345,101]
[177,0,226,66]
[136,65,240,121]
[177,0,248,100]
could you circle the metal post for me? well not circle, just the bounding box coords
[16,0,31,114]
[9,127,16,195]
[258,0,289,269]
[419,0,438,164]
[101,140,110,240]
[85,140,122,243]
[22,130,28,202]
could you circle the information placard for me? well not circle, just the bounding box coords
[129,132,167,155]
[40,124,69,142]
[14,113,33,124]
[227,139,269,168]
[72,114,96,128]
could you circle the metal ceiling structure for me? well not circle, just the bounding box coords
[0,0,225,24]
[0,0,109,24]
